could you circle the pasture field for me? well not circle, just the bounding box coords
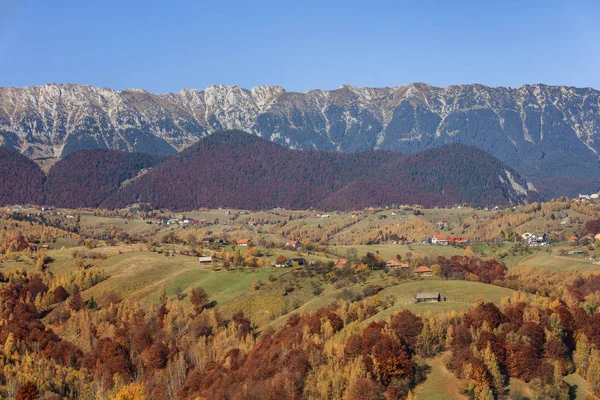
[512,251,600,273]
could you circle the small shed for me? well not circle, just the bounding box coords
[198,256,213,265]
[415,292,442,303]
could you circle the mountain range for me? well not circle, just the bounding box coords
[0,131,537,210]
[0,82,598,197]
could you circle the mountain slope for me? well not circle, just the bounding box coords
[45,150,170,208]
[1,83,599,197]
[102,131,537,210]
[0,148,45,206]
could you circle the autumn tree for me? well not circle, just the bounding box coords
[111,382,147,400]
[68,290,85,311]
[190,287,209,314]
[346,378,384,400]
[52,285,69,303]
[158,285,167,305]
[15,382,39,400]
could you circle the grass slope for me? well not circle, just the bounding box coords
[414,354,467,400]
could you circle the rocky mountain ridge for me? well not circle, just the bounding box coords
[1,82,599,189]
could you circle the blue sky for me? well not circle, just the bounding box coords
[1,0,598,93]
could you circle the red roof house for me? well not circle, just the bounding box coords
[285,240,301,249]
[415,265,433,277]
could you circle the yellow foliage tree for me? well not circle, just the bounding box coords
[464,245,474,257]
[111,383,147,400]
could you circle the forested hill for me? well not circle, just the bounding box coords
[0,131,538,210]
[0,148,45,206]
[45,150,170,208]
[103,131,538,210]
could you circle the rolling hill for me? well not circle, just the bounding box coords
[103,131,537,210]
[0,131,538,210]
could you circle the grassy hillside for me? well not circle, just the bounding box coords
[371,278,516,319]
[414,355,467,400]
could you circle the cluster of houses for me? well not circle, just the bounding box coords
[568,233,600,245]
[386,234,470,246]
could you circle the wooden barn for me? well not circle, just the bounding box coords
[415,292,443,303]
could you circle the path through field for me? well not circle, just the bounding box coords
[414,354,467,400]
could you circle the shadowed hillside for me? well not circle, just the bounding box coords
[104,131,537,210]
[45,150,170,208]
[0,148,46,206]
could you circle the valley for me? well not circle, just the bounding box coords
[1,200,599,398]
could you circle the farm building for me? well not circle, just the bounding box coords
[237,239,250,246]
[198,256,213,265]
[415,292,443,303]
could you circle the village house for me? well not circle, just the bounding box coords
[431,234,449,246]
[334,258,349,268]
[237,239,250,246]
[449,236,470,246]
[414,265,433,277]
[415,292,444,303]
[285,240,301,249]
[386,259,409,269]
[525,233,549,247]
[198,256,213,265]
